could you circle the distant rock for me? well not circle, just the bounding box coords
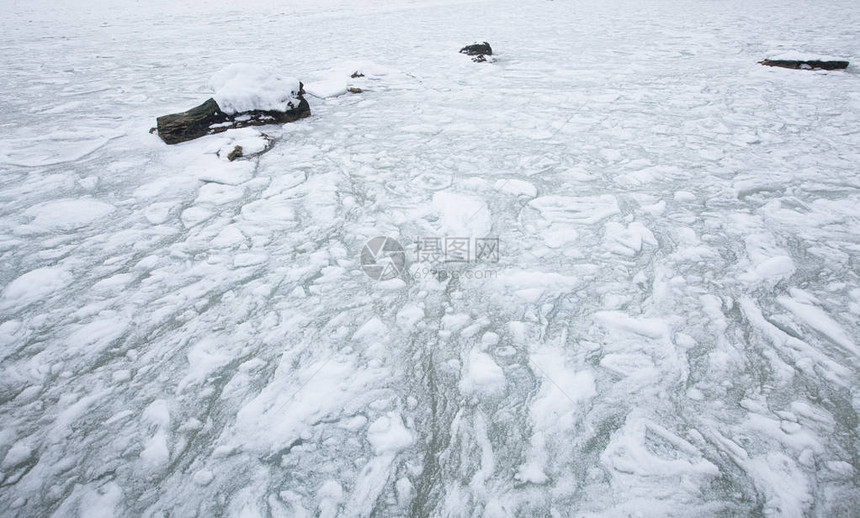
[460,42,493,62]
[460,42,493,56]
[760,57,849,70]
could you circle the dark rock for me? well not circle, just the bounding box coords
[350,71,365,78]
[460,42,493,56]
[155,85,311,145]
[760,59,849,70]
[227,145,243,161]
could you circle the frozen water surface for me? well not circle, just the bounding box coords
[1,0,860,516]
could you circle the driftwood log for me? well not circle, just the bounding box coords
[760,59,849,70]
[156,86,310,145]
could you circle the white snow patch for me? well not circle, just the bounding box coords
[192,470,215,486]
[179,336,235,390]
[305,60,403,98]
[304,79,348,99]
[78,482,122,518]
[233,252,268,267]
[603,221,657,256]
[366,413,413,455]
[180,206,213,227]
[317,480,344,518]
[208,64,303,114]
[766,51,849,62]
[139,400,171,469]
[1,441,33,469]
[492,269,583,302]
[529,195,620,225]
[494,179,537,197]
[353,317,389,343]
[433,191,492,237]
[214,128,271,158]
[212,225,246,248]
[459,349,506,397]
[0,130,122,168]
[778,290,857,354]
[601,414,720,499]
[594,311,669,339]
[516,348,596,484]
[65,315,129,356]
[186,156,255,185]
[25,198,115,231]
[740,255,796,283]
[396,304,424,329]
[2,267,71,307]
[139,433,170,468]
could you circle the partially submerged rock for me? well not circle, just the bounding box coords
[460,42,493,57]
[215,130,274,161]
[461,42,493,63]
[226,145,243,161]
[760,55,849,70]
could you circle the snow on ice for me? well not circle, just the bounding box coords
[208,64,303,115]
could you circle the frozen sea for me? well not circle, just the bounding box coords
[1,0,859,516]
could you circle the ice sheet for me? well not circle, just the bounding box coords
[1,0,859,516]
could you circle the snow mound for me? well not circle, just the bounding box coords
[367,413,413,455]
[208,64,302,114]
[460,349,506,397]
[2,267,71,307]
